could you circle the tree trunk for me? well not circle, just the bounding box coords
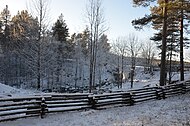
[180,7,184,81]
[160,0,168,86]
[121,54,124,88]
[131,57,135,88]
[75,57,78,89]
[89,29,93,93]
[37,49,41,90]
[169,41,173,84]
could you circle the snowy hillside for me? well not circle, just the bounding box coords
[0,83,41,98]
[0,68,190,97]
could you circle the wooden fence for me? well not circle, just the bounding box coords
[45,93,91,113]
[90,92,133,109]
[1,80,190,122]
[0,96,46,122]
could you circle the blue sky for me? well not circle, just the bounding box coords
[0,0,154,41]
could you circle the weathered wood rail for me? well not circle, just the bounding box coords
[1,80,190,122]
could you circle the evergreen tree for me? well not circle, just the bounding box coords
[52,13,69,42]
[132,0,190,85]
[81,28,90,56]
[0,5,12,85]
[0,5,11,52]
[52,13,70,90]
[10,10,39,87]
[150,0,190,82]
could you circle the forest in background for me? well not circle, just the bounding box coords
[0,0,190,93]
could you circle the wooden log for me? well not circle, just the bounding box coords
[0,104,39,112]
[0,96,47,102]
[133,91,156,97]
[95,100,130,107]
[47,106,91,113]
[133,93,156,100]
[0,108,40,117]
[135,96,157,103]
[93,95,124,101]
[0,114,39,122]
[47,102,89,108]
[46,99,89,104]
[0,101,41,108]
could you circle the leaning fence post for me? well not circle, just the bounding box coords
[40,97,47,119]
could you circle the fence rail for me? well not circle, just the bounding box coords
[45,93,91,113]
[1,80,190,122]
[0,96,45,122]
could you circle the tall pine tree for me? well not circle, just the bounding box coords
[52,13,70,90]
[132,0,190,85]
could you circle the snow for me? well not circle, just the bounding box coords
[1,68,190,125]
[0,83,41,98]
[1,93,190,126]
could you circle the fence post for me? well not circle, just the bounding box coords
[182,82,187,94]
[88,95,96,109]
[155,88,161,100]
[129,92,134,106]
[161,87,166,99]
[40,97,47,119]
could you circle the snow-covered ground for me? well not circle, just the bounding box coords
[1,70,190,97]
[1,93,190,126]
[1,70,190,126]
[111,70,190,92]
[0,83,42,98]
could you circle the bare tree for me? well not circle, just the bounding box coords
[141,40,156,74]
[86,0,107,93]
[73,34,84,89]
[27,0,51,90]
[126,34,142,88]
[112,37,128,89]
[96,34,110,89]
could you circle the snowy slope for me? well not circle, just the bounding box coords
[0,69,190,96]
[0,83,40,97]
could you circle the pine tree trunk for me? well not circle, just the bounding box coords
[160,0,168,86]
